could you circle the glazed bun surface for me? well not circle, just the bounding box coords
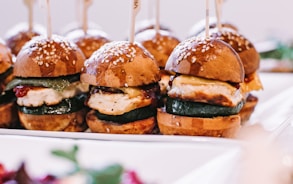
[66,29,111,59]
[81,41,160,87]
[14,35,86,78]
[135,29,180,68]
[5,23,45,56]
[0,39,13,74]
[165,37,244,83]
[208,28,260,75]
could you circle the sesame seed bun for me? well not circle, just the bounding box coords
[66,29,111,59]
[86,110,155,134]
[157,107,240,138]
[165,37,244,83]
[5,23,45,56]
[81,41,160,88]
[14,35,86,78]
[0,39,13,74]
[135,29,180,68]
[209,28,260,75]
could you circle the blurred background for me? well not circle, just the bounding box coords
[0,0,292,43]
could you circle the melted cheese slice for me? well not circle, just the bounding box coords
[87,87,151,115]
[168,75,243,107]
[241,72,263,94]
[17,81,89,107]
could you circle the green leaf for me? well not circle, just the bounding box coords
[51,145,79,166]
[260,41,293,61]
[88,164,124,184]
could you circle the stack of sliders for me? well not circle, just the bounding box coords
[0,39,18,128]
[81,41,161,134]
[157,36,245,137]
[6,35,89,131]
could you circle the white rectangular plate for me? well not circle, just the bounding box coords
[0,135,241,184]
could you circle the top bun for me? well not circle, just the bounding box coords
[5,23,45,56]
[66,29,111,59]
[81,41,160,87]
[208,28,260,75]
[14,35,85,78]
[135,29,180,68]
[0,39,13,74]
[165,37,244,83]
[188,17,238,38]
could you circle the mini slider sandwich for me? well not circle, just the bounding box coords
[157,36,245,137]
[6,35,89,131]
[81,41,161,134]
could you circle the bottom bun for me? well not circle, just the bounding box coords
[0,102,19,128]
[18,109,88,132]
[157,108,241,138]
[239,94,258,125]
[86,110,155,134]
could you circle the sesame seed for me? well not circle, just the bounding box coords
[191,57,197,63]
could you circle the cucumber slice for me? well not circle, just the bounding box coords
[18,93,87,115]
[166,97,244,118]
[95,106,156,124]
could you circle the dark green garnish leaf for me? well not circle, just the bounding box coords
[50,145,125,184]
[260,41,293,61]
[88,164,124,184]
[51,145,79,166]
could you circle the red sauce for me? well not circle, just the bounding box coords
[13,86,31,98]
